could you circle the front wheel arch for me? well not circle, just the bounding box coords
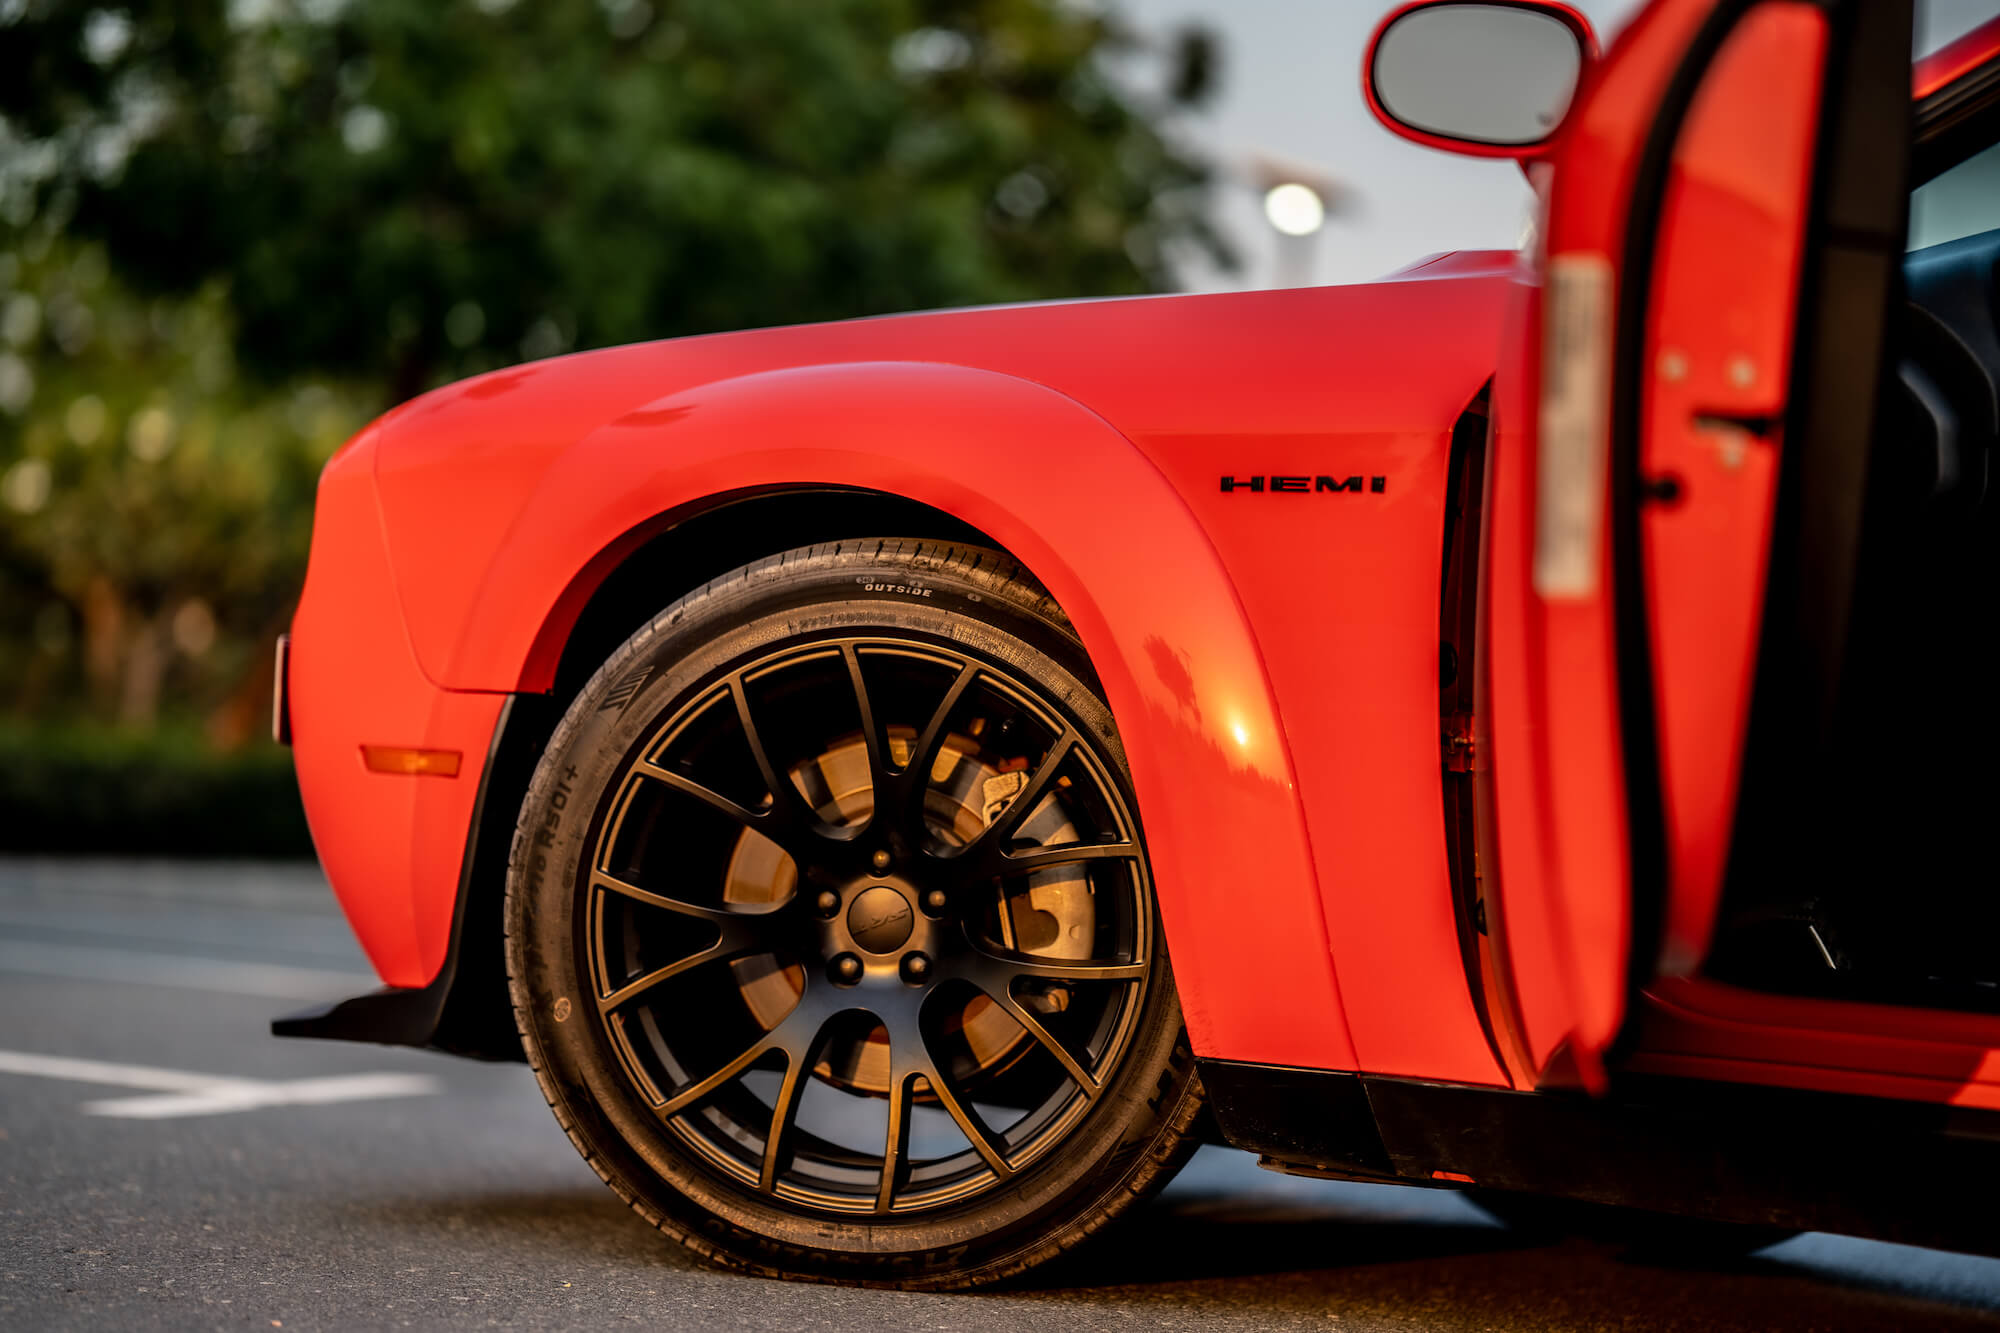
[438,504,1030,1062]
[539,488,1010,715]
[434,359,1343,1072]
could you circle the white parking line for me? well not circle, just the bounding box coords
[0,1048,440,1120]
[0,939,374,1000]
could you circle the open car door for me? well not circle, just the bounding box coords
[1469,0,1920,1090]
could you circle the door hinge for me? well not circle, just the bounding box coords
[1442,713,1476,772]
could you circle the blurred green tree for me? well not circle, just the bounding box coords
[0,239,368,737]
[0,0,1225,755]
[4,0,1226,402]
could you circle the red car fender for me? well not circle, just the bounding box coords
[350,276,1519,1077]
[288,425,508,985]
[407,360,1358,1071]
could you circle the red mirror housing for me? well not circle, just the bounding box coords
[1364,1,1600,160]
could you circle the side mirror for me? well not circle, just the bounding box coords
[1364,2,1598,159]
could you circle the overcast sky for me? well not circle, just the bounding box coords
[1112,0,2000,292]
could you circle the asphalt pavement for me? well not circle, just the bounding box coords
[4,856,2000,1331]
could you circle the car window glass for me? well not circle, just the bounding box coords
[1910,138,2000,250]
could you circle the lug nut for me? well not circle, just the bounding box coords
[900,952,932,985]
[871,848,892,872]
[923,889,949,915]
[815,889,840,917]
[831,953,864,985]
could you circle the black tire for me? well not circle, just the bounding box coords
[504,539,1203,1288]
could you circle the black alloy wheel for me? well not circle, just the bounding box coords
[506,540,1203,1287]
[587,637,1153,1213]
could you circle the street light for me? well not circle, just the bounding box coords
[1243,155,1348,288]
[1262,182,1326,238]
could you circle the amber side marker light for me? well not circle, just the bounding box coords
[360,745,463,777]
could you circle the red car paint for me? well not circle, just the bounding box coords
[303,273,1521,1081]
[1478,0,2000,1113]
[1477,0,1836,1091]
[1915,14,2000,99]
[290,0,2000,1121]
[1638,5,1825,981]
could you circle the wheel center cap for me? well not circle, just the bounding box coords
[847,886,915,955]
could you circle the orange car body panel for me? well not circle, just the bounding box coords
[296,275,1518,1082]
[1478,0,1728,1086]
[288,427,506,987]
[1630,978,2000,1112]
[1486,0,2000,1112]
[1639,6,1825,979]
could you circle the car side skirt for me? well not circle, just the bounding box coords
[1200,1057,2000,1256]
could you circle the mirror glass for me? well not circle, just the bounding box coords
[1371,4,1584,147]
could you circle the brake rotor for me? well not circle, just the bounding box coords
[723,725,1095,1098]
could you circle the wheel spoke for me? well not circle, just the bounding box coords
[660,1001,819,1118]
[757,1027,827,1193]
[959,733,1074,865]
[841,644,891,812]
[876,1067,917,1213]
[973,944,1146,984]
[659,1039,769,1118]
[892,661,979,812]
[633,759,764,830]
[917,1046,1014,1177]
[729,676,811,829]
[604,940,748,1012]
[981,987,1101,1099]
[591,869,772,934]
[989,840,1140,878]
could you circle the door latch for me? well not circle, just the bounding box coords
[1442,713,1476,773]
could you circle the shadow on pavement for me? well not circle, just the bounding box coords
[321,1178,2000,1329]
[1007,1189,2000,1331]
[1041,1205,1523,1287]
